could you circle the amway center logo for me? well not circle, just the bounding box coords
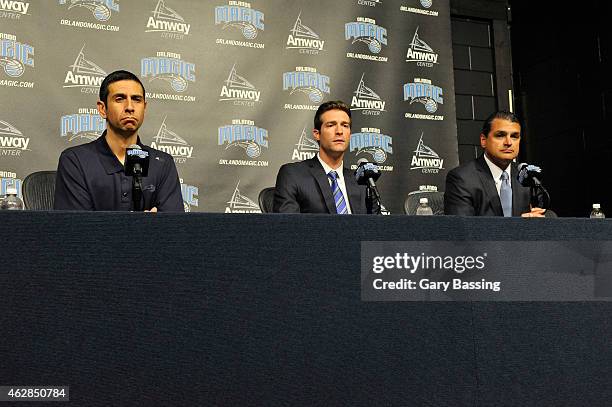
[345,17,388,62]
[357,0,382,7]
[215,1,264,39]
[141,51,195,93]
[0,170,22,197]
[150,116,193,164]
[60,107,105,142]
[218,119,269,158]
[63,45,106,93]
[219,63,260,106]
[400,0,439,16]
[411,132,444,173]
[0,0,30,19]
[0,33,34,78]
[291,126,318,161]
[406,26,438,67]
[351,73,385,115]
[286,12,324,54]
[225,181,261,213]
[180,178,198,212]
[403,77,444,120]
[0,120,29,157]
[146,0,190,39]
[283,66,330,110]
[350,127,393,171]
[58,0,119,22]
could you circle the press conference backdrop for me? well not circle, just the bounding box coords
[0,0,458,214]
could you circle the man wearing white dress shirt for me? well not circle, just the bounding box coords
[273,100,366,214]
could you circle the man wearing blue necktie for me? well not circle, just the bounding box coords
[273,101,366,214]
[444,111,546,217]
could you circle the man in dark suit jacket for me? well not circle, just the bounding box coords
[273,101,366,214]
[445,111,546,217]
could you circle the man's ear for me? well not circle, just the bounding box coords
[97,101,107,119]
[479,133,487,148]
[312,128,320,142]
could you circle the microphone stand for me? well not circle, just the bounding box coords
[530,178,550,209]
[366,180,382,215]
[132,164,144,212]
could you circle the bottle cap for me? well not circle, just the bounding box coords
[419,197,428,204]
[593,203,601,209]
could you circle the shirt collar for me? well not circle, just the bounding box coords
[317,152,344,180]
[483,153,511,181]
[95,130,145,175]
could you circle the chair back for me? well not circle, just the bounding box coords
[22,171,56,210]
[258,187,276,213]
[404,190,445,215]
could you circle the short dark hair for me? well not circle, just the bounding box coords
[314,100,351,131]
[99,70,145,105]
[481,111,521,136]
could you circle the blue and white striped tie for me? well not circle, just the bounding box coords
[328,171,348,214]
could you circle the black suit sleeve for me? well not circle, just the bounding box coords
[444,168,476,216]
[273,164,301,213]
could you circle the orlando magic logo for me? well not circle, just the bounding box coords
[411,132,444,172]
[219,63,260,104]
[403,78,443,113]
[420,0,433,8]
[351,73,386,114]
[0,34,34,78]
[150,116,193,162]
[141,52,195,93]
[60,108,105,142]
[0,171,22,197]
[63,45,106,91]
[286,12,324,53]
[0,120,29,154]
[292,126,318,161]
[283,67,330,104]
[180,180,198,212]
[406,27,439,66]
[215,2,264,40]
[218,120,268,158]
[345,17,387,54]
[225,181,261,213]
[58,0,119,22]
[350,128,393,164]
[146,0,190,36]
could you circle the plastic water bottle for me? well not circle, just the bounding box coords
[416,197,434,216]
[1,185,24,210]
[590,203,605,219]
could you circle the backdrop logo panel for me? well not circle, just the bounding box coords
[406,26,439,67]
[225,180,261,213]
[0,119,30,158]
[350,127,394,172]
[0,0,30,19]
[0,33,34,86]
[400,0,439,16]
[149,116,193,164]
[0,170,22,197]
[180,178,199,212]
[145,0,191,39]
[286,12,325,55]
[345,17,388,62]
[403,77,444,120]
[218,119,269,167]
[410,132,444,173]
[351,73,386,116]
[63,45,106,94]
[291,126,318,161]
[356,0,382,8]
[141,51,197,102]
[60,107,105,143]
[58,0,120,31]
[219,63,261,106]
[282,66,330,110]
[214,1,265,49]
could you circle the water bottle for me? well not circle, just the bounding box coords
[1,185,24,210]
[590,203,605,219]
[416,197,434,216]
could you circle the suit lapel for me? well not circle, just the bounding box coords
[343,166,361,214]
[307,157,336,213]
[476,155,503,216]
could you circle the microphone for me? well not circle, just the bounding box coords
[355,158,381,188]
[516,163,542,187]
[125,144,149,211]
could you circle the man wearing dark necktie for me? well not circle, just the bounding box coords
[444,111,546,217]
[273,100,366,214]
